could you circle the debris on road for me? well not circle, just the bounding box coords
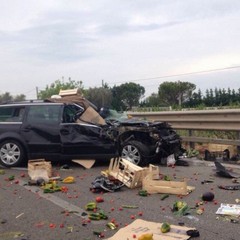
[91,175,124,193]
[72,159,95,169]
[201,192,215,201]
[107,219,198,240]
[28,159,52,183]
[216,203,240,216]
[142,165,195,195]
[160,222,171,233]
[62,176,75,183]
[108,158,148,189]
[172,201,191,216]
[218,184,240,190]
[214,161,240,178]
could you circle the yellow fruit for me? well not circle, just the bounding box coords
[138,232,153,240]
[62,176,75,183]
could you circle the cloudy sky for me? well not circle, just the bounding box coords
[0,0,240,99]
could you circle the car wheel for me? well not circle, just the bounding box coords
[121,140,149,166]
[0,140,25,167]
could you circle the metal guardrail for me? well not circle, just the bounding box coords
[127,109,240,146]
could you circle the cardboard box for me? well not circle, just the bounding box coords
[107,219,196,240]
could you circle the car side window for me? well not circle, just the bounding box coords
[27,105,61,124]
[0,106,25,122]
[63,104,84,123]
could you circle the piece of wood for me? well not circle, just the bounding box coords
[142,165,194,195]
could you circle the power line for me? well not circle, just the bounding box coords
[107,65,240,85]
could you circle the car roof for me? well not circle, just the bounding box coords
[0,100,64,107]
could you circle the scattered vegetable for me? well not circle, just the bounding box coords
[202,192,214,202]
[62,176,75,183]
[138,190,148,197]
[161,194,169,200]
[95,196,104,202]
[138,232,153,240]
[85,202,97,211]
[172,201,190,216]
[161,222,171,233]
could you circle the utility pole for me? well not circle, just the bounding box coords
[36,87,39,99]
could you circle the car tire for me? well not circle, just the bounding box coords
[0,140,26,167]
[121,140,150,166]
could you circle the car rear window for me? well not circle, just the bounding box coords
[0,106,25,122]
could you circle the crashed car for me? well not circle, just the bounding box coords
[49,95,184,166]
[0,93,183,167]
[99,108,184,166]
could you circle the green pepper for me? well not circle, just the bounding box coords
[138,190,148,197]
[88,213,101,220]
[8,175,15,181]
[164,175,171,181]
[161,194,169,200]
[85,202,97,211]
[98,209,108,220]
[43,188,55,193]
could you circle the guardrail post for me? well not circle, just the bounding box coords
[237,131,240,154]
[189,130,195,149]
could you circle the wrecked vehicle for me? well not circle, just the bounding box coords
[0,93,183,167]
[99,108,183,165]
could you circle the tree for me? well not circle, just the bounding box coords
[0,92,26,104]
[0,92,13,103]
[142,93,162,107]
[14,94,26,102]
[38,78,84,99]
[85,87,112,110]
[111,82,145,111]
[158,81,196,106]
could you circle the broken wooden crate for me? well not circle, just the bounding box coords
[28,159,52,181]
[142,165,194,195]
[108,158,148,188]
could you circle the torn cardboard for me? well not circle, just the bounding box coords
[107,219,196,240]
[72,159,95,169]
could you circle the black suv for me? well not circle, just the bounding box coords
[0,95,182,167]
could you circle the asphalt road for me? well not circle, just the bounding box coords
[0,159,240,240]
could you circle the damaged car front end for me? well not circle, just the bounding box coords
[103,118,183,166]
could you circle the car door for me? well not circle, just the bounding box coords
[21,104,62,157]
[60,104,117,157]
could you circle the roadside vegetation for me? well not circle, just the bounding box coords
[1,79,240,111]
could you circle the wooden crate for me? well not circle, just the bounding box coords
[28,159,52,178]
[108,158,148,188]
[142,165,192,195]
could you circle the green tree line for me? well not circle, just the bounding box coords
[1,79,240,110]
